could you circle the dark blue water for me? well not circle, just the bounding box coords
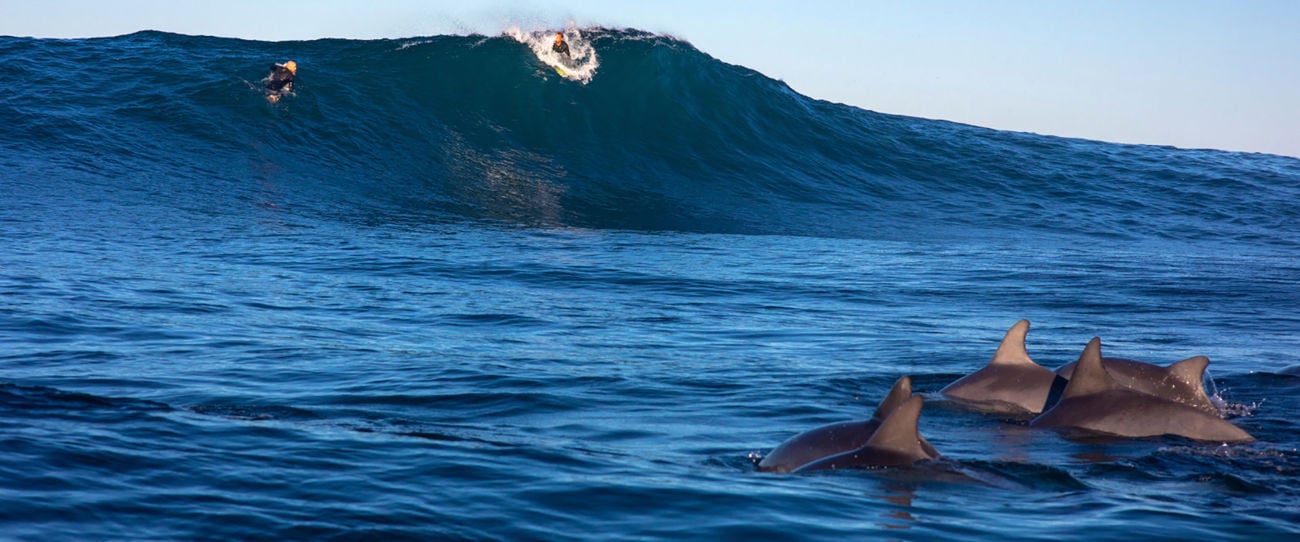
[2,28,1298,540]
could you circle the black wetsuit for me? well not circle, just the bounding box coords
[552,40,570,58]
[267,64,294,92]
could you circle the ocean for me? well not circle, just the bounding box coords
[1,28,1298,540]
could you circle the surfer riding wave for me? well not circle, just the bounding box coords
[507,27,598,84]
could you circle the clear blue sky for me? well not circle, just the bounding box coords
[3,0,1297,158]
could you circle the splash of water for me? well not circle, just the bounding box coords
[506,25,600,84]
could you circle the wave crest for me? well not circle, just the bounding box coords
[1,29,1297,245]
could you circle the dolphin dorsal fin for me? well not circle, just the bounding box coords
[989,320,1037,366]
[872,376,913,421]
[1059,338,1120,400]
[864,395,925,457]
[1166,356,1210,394]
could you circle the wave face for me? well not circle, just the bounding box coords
[2,29,1298,246]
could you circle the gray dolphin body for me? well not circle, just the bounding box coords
[1030,338,1253,443]
[939,320,1058,415]
[1055,355,1220,416]
[758,377,940,473]
[793,396,938,472]
[942,320,1223,417]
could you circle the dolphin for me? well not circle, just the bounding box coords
[1029,338,1254,443]
[1055,354,1220,416]
[758,376,940,473]
[942,320,1223,417]
[793,396,938,472]
[939,320,1059,415]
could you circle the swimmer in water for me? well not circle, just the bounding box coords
[265,60,296,103]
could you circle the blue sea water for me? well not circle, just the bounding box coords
[2,28,1299,540]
